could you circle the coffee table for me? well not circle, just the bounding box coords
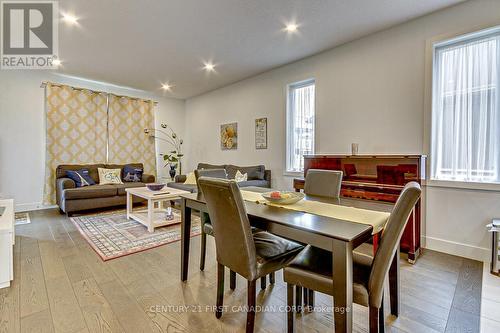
[126,186,190,232]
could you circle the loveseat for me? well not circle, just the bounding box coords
[56,163,155,215]
[167,163,271,193]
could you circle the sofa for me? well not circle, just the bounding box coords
[167,163,271,193]
[56,163,155,215]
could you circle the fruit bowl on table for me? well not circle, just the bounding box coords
[146,183,166,191]
[261,191,305,205]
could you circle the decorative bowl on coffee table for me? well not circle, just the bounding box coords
[146,183,166,191]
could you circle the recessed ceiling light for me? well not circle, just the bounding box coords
[62,13,78,25]
[203,62,215,72]
[284,23,299,33]
[161,83,172,91]
[52,59,62,66]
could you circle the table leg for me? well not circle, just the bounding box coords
[332,239,353,333]
[181,198,191,281]
[147,199,154,233]
[126,192,132,219]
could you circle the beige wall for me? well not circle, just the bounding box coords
[184,0,500,261]
[0,71,185,211]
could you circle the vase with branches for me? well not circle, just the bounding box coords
[144,123,184,179]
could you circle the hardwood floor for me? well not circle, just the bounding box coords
[0,208,485,333]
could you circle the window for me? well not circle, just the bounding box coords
[286,79,315,173]
[431,28,500,183]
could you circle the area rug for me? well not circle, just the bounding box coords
[70,209,201,261]
[14,212,31,225]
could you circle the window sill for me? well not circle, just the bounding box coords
[424,179,500,192]
[283,171,303,178]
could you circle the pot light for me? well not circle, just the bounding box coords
[203,62,215,72]
[62,13,78,25]
[284,23,299,33]
[161,83,172,91]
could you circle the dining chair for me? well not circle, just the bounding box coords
[195,168,228,272]
[198,177,304,333]
[304,169,343,198]
[300,168,343,310]
[195,168,275,289]
[284,182,421,333]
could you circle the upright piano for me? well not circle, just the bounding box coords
[293,154,426,263]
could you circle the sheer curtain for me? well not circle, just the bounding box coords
[107,95,157,177]
[286,80,315,173]
[432,32,500,183]
[43,84,107,204]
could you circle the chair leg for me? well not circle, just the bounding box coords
[247,280,257,333]
[303,288,309,309]
[199,212,209,271]
[295,286,302,312]
[260,276,266,290]
[308,289,314,311]
[269,272,275,284]
[389,248,400,317]
[230,270,236,290]
[369,306,379,333]
[199,231,207,271]
[216,263,224,319]
[287,283,294,333]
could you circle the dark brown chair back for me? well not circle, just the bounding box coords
[304,169,343,198]
[368,181,421,308]
[194,168,227,193]
[198,177,258,280]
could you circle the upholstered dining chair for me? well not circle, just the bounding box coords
[195,168,275,290]
[299,168,343,310]
[284,182,421,333]
[304,169,343,198]
[198,177,304,333]
[195,168,228,271]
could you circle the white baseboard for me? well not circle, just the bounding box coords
[424,236,490,262]
[15,202,57,212]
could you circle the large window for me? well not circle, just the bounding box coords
[431,28,500,183]
[286,79,315,173]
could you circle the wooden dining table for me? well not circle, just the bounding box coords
[179,187,395,333]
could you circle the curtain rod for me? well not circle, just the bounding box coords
[40,81,159,105]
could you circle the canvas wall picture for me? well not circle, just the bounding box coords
[221,122,238,150]
[255,118,267,149]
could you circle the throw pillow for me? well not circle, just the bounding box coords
[184,172,197,185]
[123,165,143,182]
[66,169,96,187]
[98,168,123,185]
[234,170,248,182]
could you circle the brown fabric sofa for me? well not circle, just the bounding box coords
[56,163,155,215]
[167,163,271,193]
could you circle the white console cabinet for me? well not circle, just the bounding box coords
[0,198,14,289]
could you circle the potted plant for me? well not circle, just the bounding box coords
[144,123,184,179]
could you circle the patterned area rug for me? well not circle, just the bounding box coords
[70,209,201,261]
[14,212,31,225]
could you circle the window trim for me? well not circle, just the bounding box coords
[429,25,500,184]
[285,78,316,175]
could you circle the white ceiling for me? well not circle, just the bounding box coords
[57,0,465,99]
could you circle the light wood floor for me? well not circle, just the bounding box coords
[0,208,483,333]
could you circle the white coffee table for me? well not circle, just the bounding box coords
[126,186,190,232]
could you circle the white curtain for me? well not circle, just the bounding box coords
[432,33,500,183]
[286,81,315,172]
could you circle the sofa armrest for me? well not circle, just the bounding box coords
[142,174,155,183]
[264,170,272,183]
[56,178,76,206]
[175,174,187,183]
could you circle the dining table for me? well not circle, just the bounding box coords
[179,186,395,333]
